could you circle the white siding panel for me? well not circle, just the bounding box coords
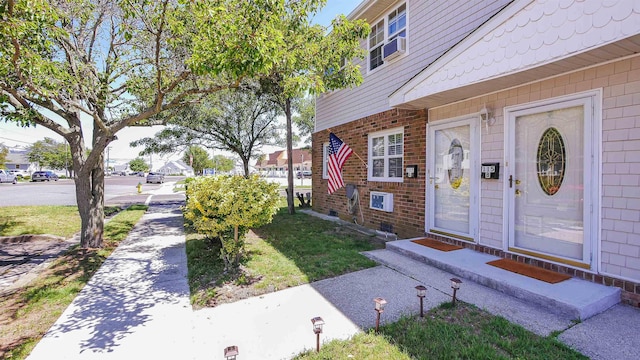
[316,0,511,132]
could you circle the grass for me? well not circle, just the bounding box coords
[0,206,81,238]
[186,206,384,307]
[0,205,148,360]
[0,206,123,238]
[295,302,587,360]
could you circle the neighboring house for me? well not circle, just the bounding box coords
[313,0,640,306]
[156,160,194,176]
[4,148,36,174]
[256,148,312,176]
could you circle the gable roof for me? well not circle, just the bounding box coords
[389,0,640,109]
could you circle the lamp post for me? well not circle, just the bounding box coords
[311,316,324,352]
[224,345,239,360]
[374,297,387,332]
[450,278,462,305]
[415,285,427,317]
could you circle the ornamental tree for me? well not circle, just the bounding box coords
[0,0,331,248]
[184,175,280,271]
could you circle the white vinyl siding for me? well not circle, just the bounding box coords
[316,0,511,132]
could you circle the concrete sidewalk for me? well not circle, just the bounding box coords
[27,203,640,360]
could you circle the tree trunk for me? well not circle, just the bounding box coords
[75,156,106,248]
[285,98,295,215]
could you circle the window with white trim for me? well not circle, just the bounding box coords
[322,142,329,179]
[368,128,404,182]
[368,2,407,71]
[388,3,406,40]
[369,20,384,71]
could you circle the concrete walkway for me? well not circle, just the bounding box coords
[27,203,640,360]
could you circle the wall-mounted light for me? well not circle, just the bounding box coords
[479,105,495,133]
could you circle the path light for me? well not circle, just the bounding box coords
[374,297,387,332]
[224,345,238,360]
[415,285,427,317]
[450,278,462,305]
[311,316,324,352]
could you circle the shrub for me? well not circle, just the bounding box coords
[184,175,280,271]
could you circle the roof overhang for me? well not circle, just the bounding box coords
[389,0,640,109]
[346,0,398,22]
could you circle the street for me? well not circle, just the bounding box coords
[0,175,185,207]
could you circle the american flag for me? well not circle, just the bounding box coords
[327,133,353,194]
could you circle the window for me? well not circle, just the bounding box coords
[388,3,406,40]
[322,142,329,179]
[368,128,404,182]
[369,20,384,70]
[368,3,407,71]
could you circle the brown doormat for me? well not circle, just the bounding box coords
[487,258,571,284]
[411,238,463,252]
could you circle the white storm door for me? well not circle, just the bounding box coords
[427,118,479,241]
[507,95,597,267]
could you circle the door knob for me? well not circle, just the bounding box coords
[515,189,521,196]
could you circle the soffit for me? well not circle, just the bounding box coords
[389,0,640,109]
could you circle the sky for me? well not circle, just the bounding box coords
[0,0,363,166]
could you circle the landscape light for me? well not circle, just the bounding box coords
[450,278,462,305]
[415,285,427,317]
[374,297,387,332]
[311,316,324,352]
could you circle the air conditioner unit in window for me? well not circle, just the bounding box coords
[370,191,394,212]
[383,37,406,60]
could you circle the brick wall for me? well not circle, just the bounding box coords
[312,108,427,239]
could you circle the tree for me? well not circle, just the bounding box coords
[212,155,234,173]
[1,0,324,248]
[0,145,7,168]
[128,157,149,173]
[26,137,71,175]
[292,95,315,145]
[182,146,212,175]
[260,13,370,214]
[132,85,283,177]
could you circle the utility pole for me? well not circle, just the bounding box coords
[106,146,111,173]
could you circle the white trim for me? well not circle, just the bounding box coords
[389,0,527,106]
[503,89,601,271]
[367,1,409,73]
[368,126,405,183]
[426,115,480,241]
[322,142,329,179]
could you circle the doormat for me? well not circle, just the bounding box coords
[411,238,463,252]
[487,258,571,284]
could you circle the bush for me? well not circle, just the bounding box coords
[184,175,280,271]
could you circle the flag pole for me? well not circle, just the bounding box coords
[327,129,368,168]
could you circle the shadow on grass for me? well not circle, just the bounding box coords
[250,207,382,281]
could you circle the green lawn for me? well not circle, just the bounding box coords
[186,207,383,307]
[0,205,148,360]
[0,206,81,238]
[295,302,586,360]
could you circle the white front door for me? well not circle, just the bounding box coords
[427,117,479,241]
[506,93,599,268]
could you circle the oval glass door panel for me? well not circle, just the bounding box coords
[536,127,565,196]
[433,125,470,234]
[513,106,584,260]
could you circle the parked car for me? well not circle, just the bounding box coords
[146,172,165,184]
[31,171,59,182]
[296,170,312,179]
[0,169,18,184]
[7,169,29,179]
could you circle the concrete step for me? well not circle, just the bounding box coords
[367,239,620,321]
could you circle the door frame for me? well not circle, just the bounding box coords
[425,115,480,242]
[503,90,601,271]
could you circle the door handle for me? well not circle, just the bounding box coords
[509,175,513,188]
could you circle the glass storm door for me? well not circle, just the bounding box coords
[427,118,478,241]
[507,96,595,267]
